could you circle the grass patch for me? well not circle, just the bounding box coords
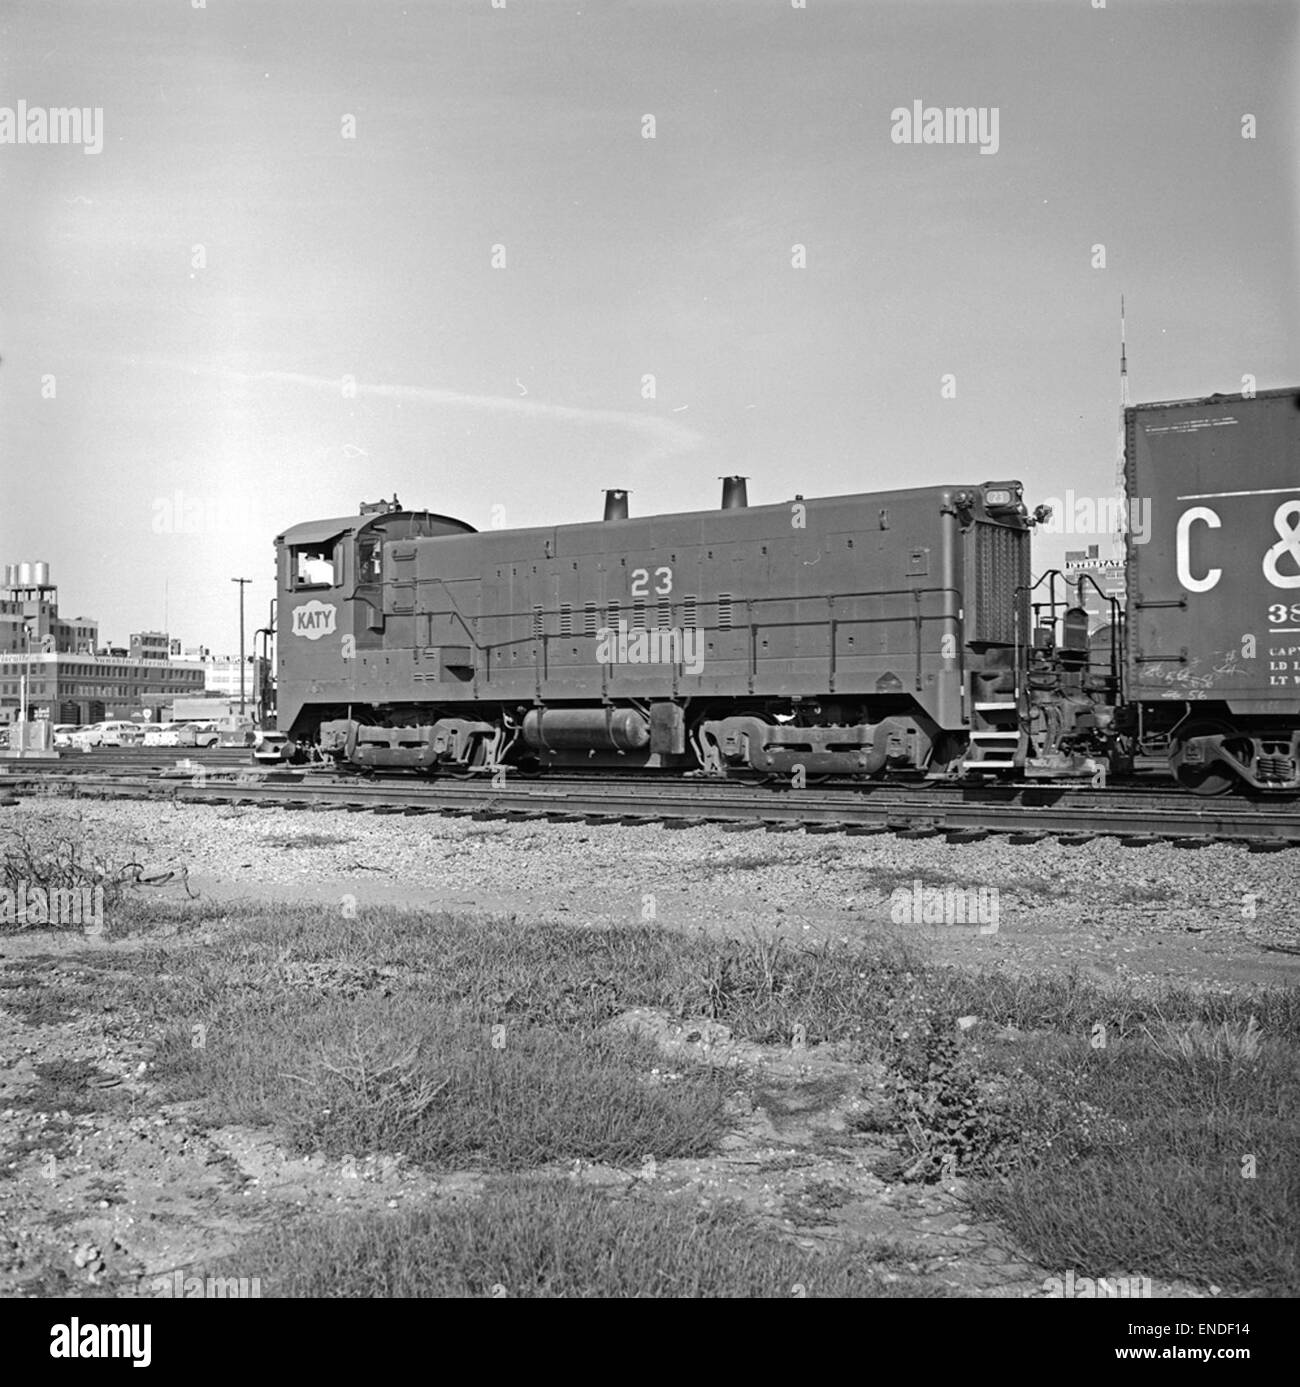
[206,1177,943,1297]
[971,1035,1299,1294]
[152,993,728,1170]
[109,896,1300,1050]
[99,898,1300,1293]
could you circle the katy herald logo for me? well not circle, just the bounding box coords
[292,600,338,640]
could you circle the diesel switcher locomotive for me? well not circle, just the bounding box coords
[267,387,1300,795]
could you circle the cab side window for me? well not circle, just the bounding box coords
[292,544,338,590]
[357,538,382,583]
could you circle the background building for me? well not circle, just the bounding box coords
[129,631,171,661]
[0,562,206,724]
[196,654,268,705]
[1063,545,1127,632]
[1,561,97,655]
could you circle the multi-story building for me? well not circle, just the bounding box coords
[129,631,171,661]
[0,652,207,724]
[1063,545,1126,632]
[1,561,97,655]
[0,562,206,724]
[197,655,268,706]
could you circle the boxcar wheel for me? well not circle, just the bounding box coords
[1170,721,1238,797]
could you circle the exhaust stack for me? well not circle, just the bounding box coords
[603,489,629,521]
[720,475,749,509]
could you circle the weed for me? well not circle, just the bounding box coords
[207,1177,945,1297]
[1143,1012,1263,1066]
[878,1024,1015,1182]
[153,992,729,1171]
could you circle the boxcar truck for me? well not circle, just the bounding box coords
[1124,386,1300,794]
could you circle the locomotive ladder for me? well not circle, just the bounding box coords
[962,698,1023,772]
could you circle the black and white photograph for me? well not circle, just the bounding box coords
[0,0,1296,1346]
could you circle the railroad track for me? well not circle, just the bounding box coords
[35,748,253,772]
[3,760,1300,849]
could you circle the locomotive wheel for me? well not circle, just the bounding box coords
[439,735,492,780]
[1170,720,1241,797]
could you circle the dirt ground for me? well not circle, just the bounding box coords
[1,800,1295,1298]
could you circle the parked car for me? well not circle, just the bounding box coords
[142,722,184,747]
[252,730,291,763]
[218,721,258,748]
[74,720,144,748]
[175,720,220,749]
[105,721,146,747]
[51,724,83,748]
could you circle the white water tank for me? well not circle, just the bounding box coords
[2,565,13,586]
[16,562,32,585]
[33,561,50,587]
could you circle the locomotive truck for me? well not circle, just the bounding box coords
[266,386,1300,795]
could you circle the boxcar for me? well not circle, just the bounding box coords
[1124,387,1300,791]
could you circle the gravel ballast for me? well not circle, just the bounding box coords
[4,798,1297,990]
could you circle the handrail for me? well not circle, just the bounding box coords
[410,584,963,677]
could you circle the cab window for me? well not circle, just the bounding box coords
[357,538,382,584]
[291,544,339,590]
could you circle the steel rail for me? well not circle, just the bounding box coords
[9,757,1299,813]
[5,765,1299,847]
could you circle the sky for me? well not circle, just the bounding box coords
[1,0,1297,656]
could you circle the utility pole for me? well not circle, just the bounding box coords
[231,578,251,717]
[1115,294,1130,502]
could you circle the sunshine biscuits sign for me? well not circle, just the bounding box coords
[291,601,338,640]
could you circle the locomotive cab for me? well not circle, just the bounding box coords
[274,498,478,739]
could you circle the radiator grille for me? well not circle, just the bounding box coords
[972,523,1028,644]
